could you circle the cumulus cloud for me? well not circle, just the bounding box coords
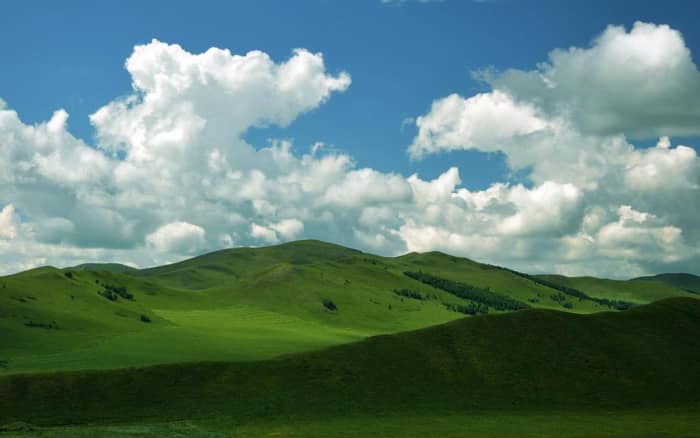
[146,221,206,254]
[487,22,700,139]
[0,204,17,240]
[407,22,700,276]
[409,91,547,159]
[0,26,698,278]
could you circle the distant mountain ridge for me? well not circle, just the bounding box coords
[633,273,700,294]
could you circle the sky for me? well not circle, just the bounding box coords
[0,0,699,278]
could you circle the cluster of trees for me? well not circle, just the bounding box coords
[505,269,635,311]
[444,302,489,315]
[404,271,528,311]
[550,292,573,309]
[98,284,133,301]
[597,299,635,311]
[393,289,424,301]
[322,299,337,312]
[24,320,59,330]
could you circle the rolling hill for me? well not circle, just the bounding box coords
[633,273,700,294]
[1,297,699,433]
[1,240,697,375]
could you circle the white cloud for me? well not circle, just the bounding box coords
[405,22,700,276]
[146,221,206,254]
[270,219,304,240]
[0,28,698,278]
[409,91,547,159]
[498,182,582,237]
[0,204,17,240]
[251,223,279,244]
[487,22,700,138]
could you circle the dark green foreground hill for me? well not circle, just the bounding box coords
[2,297,699,427]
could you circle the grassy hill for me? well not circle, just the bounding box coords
[633,273,700,294]
[70,263,139,274]
[536,274,698,304]
[1,297,699,434]
[0,240,696,375]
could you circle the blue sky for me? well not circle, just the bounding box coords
[0,0,699,277]
[3,0,698,186]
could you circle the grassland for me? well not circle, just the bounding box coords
[1,240,697,375]
[1,297,699,436]
[1,241,699,436]
[4,409,700,437]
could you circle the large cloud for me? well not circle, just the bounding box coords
[487,22,700,138]
[407,22,700,276]
[0,26,698,279]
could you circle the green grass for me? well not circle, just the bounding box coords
[537,274,699,304]
[5,409,700,437]
[2,298,699,427]
[1,241,698,436]
[1,240,696,375]
[633,273,700,294]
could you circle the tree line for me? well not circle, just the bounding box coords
[404,271,529,311]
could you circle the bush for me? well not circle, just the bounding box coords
[393,289,424,301]
[101,284,133,300]
[64,271,73,279]
[444,302,489,315]
[24,320,59,330]
[99,290,118,301]
[322,299,337,311]
[140,314,151,323]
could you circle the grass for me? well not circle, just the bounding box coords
[4,409,700,437]
[633,273,700,294]
[537,274,699,304]
[2,298,699,426]
[1,240,697,375]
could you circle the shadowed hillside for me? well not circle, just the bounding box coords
[1,297,699,426]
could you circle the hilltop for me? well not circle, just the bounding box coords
[633,273,700,295]
[0,240,697,375]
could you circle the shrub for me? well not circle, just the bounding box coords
[322,299,337,311]
[101,284,133,300]
[444,302,488,315]
[140,314,151,323]
[393,289,424,301]
[64,271,73,279]
[98,290,118,301]
[24,320,59,330]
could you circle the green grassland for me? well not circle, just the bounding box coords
[537,274,699,304]
[1,298,699,436]
[4,409,700,437]
[1,241,699,436]
[633,273,700,294]
[1,240,697,375]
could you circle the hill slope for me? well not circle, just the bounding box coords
[1,297,699,426]
[536,274,698,304]
[1,240,696,375]
[633,273,700,294]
